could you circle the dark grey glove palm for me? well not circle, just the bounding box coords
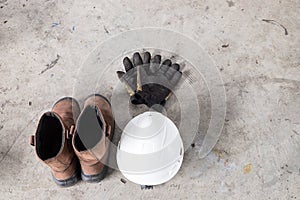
[117,52,182,107]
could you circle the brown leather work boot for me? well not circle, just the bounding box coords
[30,97,81,187]
[72,94,115,182]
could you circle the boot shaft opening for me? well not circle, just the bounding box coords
[36,112,64,160]
[74,105,104,151]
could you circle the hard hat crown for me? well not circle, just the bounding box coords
[117,111,184,185]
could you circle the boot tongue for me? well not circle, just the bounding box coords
[75,105,104,151]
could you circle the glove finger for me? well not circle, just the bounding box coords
[133,52,143,67]
[160,59,172,74]
[143,51,151,64]
[162,59,172,66]
[116,71,125,80]
[117,71,136,95]
[123,57,133,72]
[140,51,151,75]
[165,63,180,79]
[152,55,161,64]
[170,71,182,86]
[170,63,180,71]
[160,65,169,74]
[149,55,161,74]
[149,63,160,74]
[165,68,175,80]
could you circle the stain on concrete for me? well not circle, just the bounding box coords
[120,178,126,184]
[104,26,109,34]
[40,54,60,74]
[226,0,235,7]
[244,164,252,174]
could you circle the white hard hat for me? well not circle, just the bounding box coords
[117,111,184,185]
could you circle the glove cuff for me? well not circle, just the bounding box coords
[130,94,145,105]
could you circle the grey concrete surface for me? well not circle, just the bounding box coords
[0,0,299,199]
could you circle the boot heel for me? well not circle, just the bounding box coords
[52,169,81,187]
[81,166,108,183]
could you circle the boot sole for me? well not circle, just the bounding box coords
[81,166,108,183]
[52,169,81,187]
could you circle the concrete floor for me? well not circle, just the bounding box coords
[0,0,300,199]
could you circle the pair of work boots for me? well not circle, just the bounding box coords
[30,94,114,187]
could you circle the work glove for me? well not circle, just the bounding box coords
[117,51,182,108]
